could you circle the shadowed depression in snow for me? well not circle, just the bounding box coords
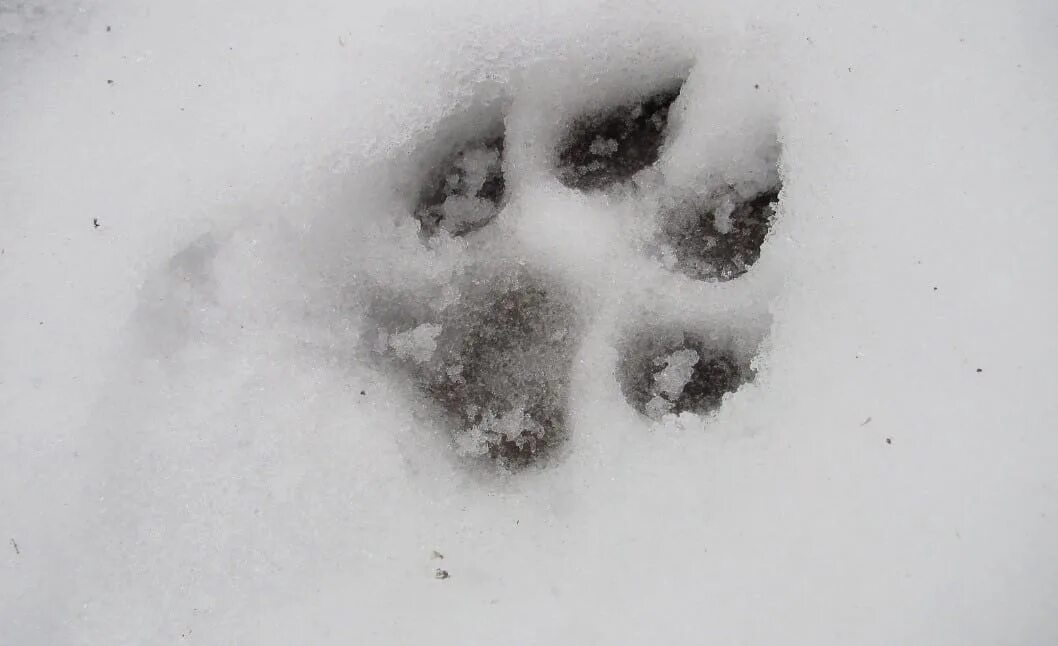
[365,73,781,469]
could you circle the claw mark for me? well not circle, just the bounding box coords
[10,538,19,555]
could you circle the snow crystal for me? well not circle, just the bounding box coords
[387,323,442,364]
[652,348,700,400]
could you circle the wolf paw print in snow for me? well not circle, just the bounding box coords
[365,61,782,469]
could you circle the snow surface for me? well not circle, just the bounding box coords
[3,0,1058,644]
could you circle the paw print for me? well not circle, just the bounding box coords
[365,68,781,470]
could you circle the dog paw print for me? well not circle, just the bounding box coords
[365,67,781,469]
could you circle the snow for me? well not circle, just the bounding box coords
[2,0,1058,644]
[387,323,443,364]
[653,348,700,399]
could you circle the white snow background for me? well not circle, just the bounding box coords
[2,0,1058,644]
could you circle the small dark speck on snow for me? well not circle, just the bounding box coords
[434,568,449,580]
[106,25,111,32]
[106,79,114,85]
[976,368,983,373]
[93,218,100,228]
[10,539,18,555]
[359,390,366,396]
[885,438,892,445]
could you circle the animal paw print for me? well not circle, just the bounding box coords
[367,68,781,470]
